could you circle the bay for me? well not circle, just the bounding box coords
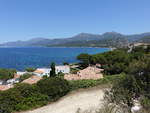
[0,47,110,70]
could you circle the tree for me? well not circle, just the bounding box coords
[0,69,16,81]
[0,83,49,112]
[63,62,69,65]
[105,74,140,112]
[50,62,56,77]
[106,55,150,112]
[77,53,91,68]
[0,88,22,113]
[146,45,150,53]
[127,55,150,96]
[57,72,64,76]
[37,77,70,101]
[25,67,36,72]
[19,74,32,82]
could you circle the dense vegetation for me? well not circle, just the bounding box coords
[0,74,119,113]
[51,37,128,48]
[77,46,150,75]
[19,73,33,82]
[77,45,150,112]
[37,77,70,101]
[0,69,16,80]
[50,62,56,77]
[25,67,36,72]
[0,45,149,113]
[0,77,70,113]
[69,74,124,90]
[105,54,150,112]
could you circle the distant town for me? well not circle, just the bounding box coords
[0,64,104,91]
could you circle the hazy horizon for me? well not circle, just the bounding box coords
[1,31,150,44]
[0,0,150,43]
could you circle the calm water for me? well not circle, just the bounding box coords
[0,47,109,70]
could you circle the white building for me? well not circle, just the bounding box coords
[34,68,51,77]
[34,66,70,77]
[0,80,4,85]
[6,78,19,84]
[56,66,70,74]
[17,71,27,76]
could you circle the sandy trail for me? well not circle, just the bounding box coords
[22,87,106,113]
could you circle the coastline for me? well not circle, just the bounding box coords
[0,46,112,49]
[0,47,110,70]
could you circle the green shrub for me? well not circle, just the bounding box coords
[13,83,49,111]
[25,67,36,72]
[141,97,150,111]
[69,74,124,90]
[15,93,48,111]
[69,80,97,90]
[0,68,16,80]
[70,68,80,74]
[0,83,49,112]
[19,73,32,82]
[37,77,70,101]
[57,72,64,76]
[0,88,22,113]
[13,83,40,97]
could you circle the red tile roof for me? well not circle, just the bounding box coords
[34,70,44,74]
[64,66,103,80]
[0,85,14,91]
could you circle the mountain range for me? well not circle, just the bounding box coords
[0,32,150,48]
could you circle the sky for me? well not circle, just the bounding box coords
[0,0,150,43]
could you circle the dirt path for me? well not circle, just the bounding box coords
[22,87,106,113]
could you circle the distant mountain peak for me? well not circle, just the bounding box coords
[75,33,95,37]
[29,37,48,41]
[102,31,123,35]
[0,32,150,47]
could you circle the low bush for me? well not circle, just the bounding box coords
[0,88,22,113]
[37,77,70,101]
[15,93,48,111]
[19,73,32,82]
[0,83,49,113]
[0,74,125,113]
[25,67,36,72]
[69,74,124,90]
[0,68,16,80]
[140,97,150,112]
[70,68,80,74]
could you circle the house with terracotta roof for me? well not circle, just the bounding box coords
[64,66,103,80]
[34,68,51,77]
[0,84,13,91]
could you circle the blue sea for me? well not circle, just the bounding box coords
[0,47,109,70]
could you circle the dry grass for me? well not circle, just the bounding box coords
[76,102,150,113]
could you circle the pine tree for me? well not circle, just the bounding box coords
[50,62,56,77]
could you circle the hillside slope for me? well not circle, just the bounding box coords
[1,32,150,47]
[22,87,105,113]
